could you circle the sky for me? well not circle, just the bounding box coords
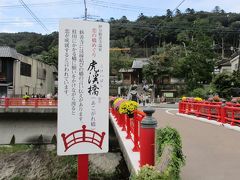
[0,0,240,34]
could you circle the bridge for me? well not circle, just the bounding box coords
[1,98,240,179]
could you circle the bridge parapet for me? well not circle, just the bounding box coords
[110,107,157,173]
[0,98,57,113]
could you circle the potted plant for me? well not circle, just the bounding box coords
[113,98,124,110]
[194,97,203,102]
[231,97,240,104]
[23,95,30,101]
[118,100,139,118]
[212,95,220,102]
[181,96,187,101]
[237,97,240,104]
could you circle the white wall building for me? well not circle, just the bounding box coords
[215,52,240,74]
[0,46,57,97]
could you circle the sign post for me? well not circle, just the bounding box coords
[58,19,109,180]
[78,154,88,180]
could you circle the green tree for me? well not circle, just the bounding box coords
[212,73,232,98]
[174,31,216,91]
[110,51,133,77]
[142,54,172,84]
[41,46,58,68]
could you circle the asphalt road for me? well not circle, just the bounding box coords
[153,108,240,180]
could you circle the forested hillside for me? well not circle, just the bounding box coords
[1,7,240,58]
[0,32,58,56]
[0,7,240,87]
[110,7,240,57]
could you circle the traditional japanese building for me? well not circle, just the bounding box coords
[215,51,240,74]
[119,57,185,98]
[0,46,57,97]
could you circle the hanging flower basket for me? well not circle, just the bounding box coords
[118,100,139,116]
[23,95,30,101]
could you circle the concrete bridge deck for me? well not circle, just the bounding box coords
[155,108,240,180]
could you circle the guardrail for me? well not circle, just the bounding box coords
[111,107,158,167]
[0,98,57,108]
[111,108,145,153]
[179,101,240,126]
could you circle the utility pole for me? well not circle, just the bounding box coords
[221,37,224,59]
[145,41,148,57]
[84,0,87,20]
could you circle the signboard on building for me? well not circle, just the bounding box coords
[58,20,109,155]
[163,92,174,98]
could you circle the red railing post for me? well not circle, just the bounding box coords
[186,103,190,114]
[207,106,211,120]
[121,114,126,131]
[183,102,187,113]
[34,98,38,108]
[231,109,235,126]
[132,113,139,152]
[119,114,124,127]
[126,116,131,139]
[220,102,226,123]
[221,106,226,123]
[133,110,146,152]
[132,118,139,152]
[116,111,120,125]
[140,107,157,167]
[195,103,200,117]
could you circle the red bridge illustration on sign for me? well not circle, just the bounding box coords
[61,125,106,152]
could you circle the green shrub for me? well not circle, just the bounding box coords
[131,165,162,180]
[190,88,206,98]
[132,127,185,180]
[156,127,185,180]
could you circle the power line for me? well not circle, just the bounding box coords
[1,0,161,13]
[84,0,87,20]
[140,0,186,43]
[19,0,49,33]
[90,0,160,12]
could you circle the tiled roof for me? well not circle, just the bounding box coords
[132,58,149,69]
[230,50,240,59]
[0,46,18,59]
[216,58,231,67]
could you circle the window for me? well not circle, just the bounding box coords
[20,62,31,77]
[37,68,46,80]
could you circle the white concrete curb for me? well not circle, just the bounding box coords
[176,113,240,132]
[109,113,140,174]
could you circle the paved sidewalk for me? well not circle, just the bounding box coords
[154,108,240,180]
[140,102,178,109]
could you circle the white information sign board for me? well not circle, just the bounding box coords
[57,19,109,155]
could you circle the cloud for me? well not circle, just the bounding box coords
[14,17,34,27]
[0,28,18,33]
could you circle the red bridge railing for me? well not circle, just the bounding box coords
[110,108,147,166]
[0,98,57,108]
[179,101,240,126]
